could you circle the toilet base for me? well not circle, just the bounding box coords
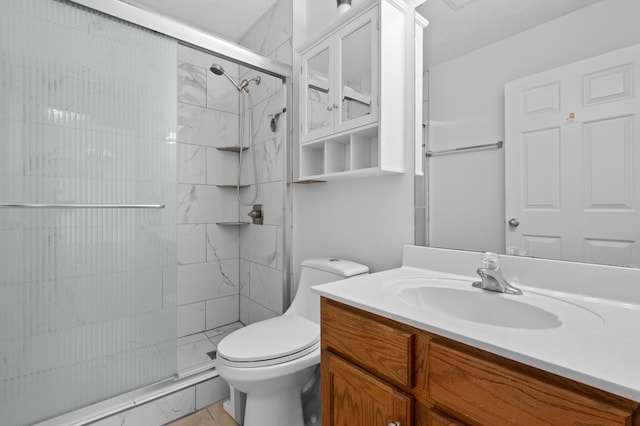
[218,362,318,426]
[223,367,320,426]
[243,388,304,426]
[223,386,246,424]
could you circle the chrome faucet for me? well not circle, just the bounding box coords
[472,252,522,295]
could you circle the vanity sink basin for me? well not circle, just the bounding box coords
[384,277,603,330]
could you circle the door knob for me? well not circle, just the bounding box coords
[508,218,520,228]
[388,422,400,426]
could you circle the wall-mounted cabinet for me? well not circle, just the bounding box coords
[302,8,379,142]
[298,0,408,181]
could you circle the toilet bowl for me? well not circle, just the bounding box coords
[216,258,369,426]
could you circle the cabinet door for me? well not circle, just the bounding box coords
[322,351,412,426]
[334,7,379,134]
[302,40,334,141]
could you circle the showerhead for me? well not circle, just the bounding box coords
[209,63,225,76]
[210,62,242,92]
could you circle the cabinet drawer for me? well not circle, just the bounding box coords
[427,408,466,426]
[321,298,412,388]
[428,341,635,426]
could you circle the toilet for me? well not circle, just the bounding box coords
[216,258,369,426]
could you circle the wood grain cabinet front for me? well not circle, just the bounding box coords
[425,408,466,426]
[428,341,636,426]
[321,296,413,388]
[321,351,412,426]
[320,297,640,426]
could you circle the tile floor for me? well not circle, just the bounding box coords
[177,322,245,377]
[166,399,239,426]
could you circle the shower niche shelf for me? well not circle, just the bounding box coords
[216,222,250,226]
[216,146,249,152]
[293,179,327,184]
[215,184,250,188]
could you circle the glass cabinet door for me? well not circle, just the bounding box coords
[304,43,333,140]
[336,8,378,132]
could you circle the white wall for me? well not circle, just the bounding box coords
[427,0,640,253]
[293,173,414,274]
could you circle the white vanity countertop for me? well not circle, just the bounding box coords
[312,247,640,402]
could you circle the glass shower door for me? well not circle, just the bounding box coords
[0,1,177,424]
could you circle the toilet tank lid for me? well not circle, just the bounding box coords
[301,258,369,277]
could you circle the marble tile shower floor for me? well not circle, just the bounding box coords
[177,322,244,377]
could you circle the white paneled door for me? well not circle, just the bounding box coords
[505,43,640,267]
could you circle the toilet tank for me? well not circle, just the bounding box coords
[286,258,369,323]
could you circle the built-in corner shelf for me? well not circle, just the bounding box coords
[216,222,250,226]
[293,179,326,184]
[215,184,250,188]
[216,146,249,153]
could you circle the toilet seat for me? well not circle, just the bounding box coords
[217,314,320,368]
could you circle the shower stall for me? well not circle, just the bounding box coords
[175,46,290,377]
[0,0,292,424]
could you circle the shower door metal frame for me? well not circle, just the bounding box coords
[68,0,291,80]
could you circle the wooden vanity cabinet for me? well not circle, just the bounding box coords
[320,297,640,426]
[322,351,412,426]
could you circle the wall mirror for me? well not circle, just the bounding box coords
[416,0,640,268]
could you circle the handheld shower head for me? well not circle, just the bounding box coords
[209,63,225,76]
[209,63,242,92]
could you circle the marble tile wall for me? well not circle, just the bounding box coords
[240,0,293,66]
[176,0,292,334]
[177,45,243,338]
[237,0,292,325]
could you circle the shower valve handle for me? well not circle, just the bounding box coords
[248,204,263,225]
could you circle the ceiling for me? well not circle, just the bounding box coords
[416,0,603,68]
[122,0,603,68]
[122,0,279,42]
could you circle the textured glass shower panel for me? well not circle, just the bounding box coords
[0,1,177,425]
